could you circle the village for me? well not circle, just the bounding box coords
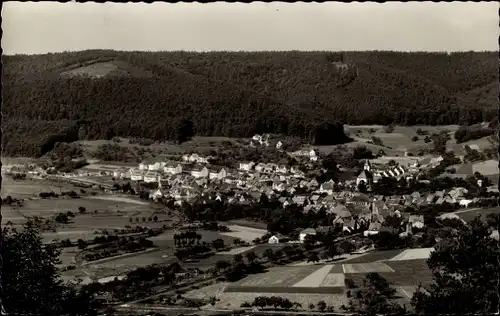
[2,130,499,314]
[4,131,497,243]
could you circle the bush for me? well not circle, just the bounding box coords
[384,124,395,133]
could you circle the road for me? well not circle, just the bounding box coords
[116,304,356,315]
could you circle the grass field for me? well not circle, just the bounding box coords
[341,249,405,264]
[219,225,268,242]
[218,245,257,255]
[341,125,495,158]
[1,176,83,199]
[457,207,500,223]
[237,265,321,287]
[343,262,395,273]
[78,135,243,158]
[389,248,434,261]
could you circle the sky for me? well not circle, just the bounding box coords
[2,1,498,55]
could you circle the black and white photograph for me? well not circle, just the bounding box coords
[0,2,499,316]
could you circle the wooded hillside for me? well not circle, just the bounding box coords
[2,50,498,157]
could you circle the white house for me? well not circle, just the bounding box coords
[209,168,228,181]
[144,172,158,183]
[268,234,290,244]
[292,149,317,162]
[276,141,283,150]
[239,162,255,171]
[299,228,317,243]
[138,163,148,171]
[319,180,335,195]
[191,167,209,178]
[130,170,144,182]
[183,153,211,164]
[164,164,183,175]
[309,149,318,162]
[459,199,474,207]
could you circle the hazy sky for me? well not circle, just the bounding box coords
[2,1,498,55]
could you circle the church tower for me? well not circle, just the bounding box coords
[364,160,372,172]
[157,174,162,191]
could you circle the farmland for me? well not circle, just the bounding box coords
[1,174,87,199]
[456,206,500,223]
[340,124,496,158]
[219,224,268,242]
[77,136,243,159]
[187,247,436,310]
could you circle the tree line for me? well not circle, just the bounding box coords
[3,50,497,157]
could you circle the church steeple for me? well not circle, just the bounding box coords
[364,160,371,172]
[157,174,162,190]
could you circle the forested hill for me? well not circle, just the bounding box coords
[2,50,498,157]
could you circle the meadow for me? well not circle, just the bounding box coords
[457,206,500,223]
[186,248,436,310]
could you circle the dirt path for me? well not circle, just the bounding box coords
[437,207,481,219]
[81,248,160,266]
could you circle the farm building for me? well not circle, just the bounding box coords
[190,167,209,178]
[268,234,290,244]
[164,163,183,175]
[239,162,255,171]
[299,228,317,243]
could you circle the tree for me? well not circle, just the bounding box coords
[412,136,419,142]
[383,214,403,235]
[308,303,315,310]
[357,181,367,193]
[263,248,274,262]
[78,206,86,214]
[317,300,327,312]
[175,119,195,144]
[77,239,87,250]
[211,238,225,251]
[153,216,158,222]
[215,260,232,272]
[411,216,500,314]
[339,240,356,254]
[384,124,395,133]
[2,223,97,315]
[371,136,384,146]
[324,244,340,261]
[233,254,244,264]
[346,273,406,315]
[307,251,320,263]
[245,251,258,264]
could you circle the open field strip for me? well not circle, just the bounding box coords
[457,207,500,222]
[82,248,160,266]
[319,273,345,287]
[214,292,348,310]
[238,266,320,287]
[292,264,334,288]
[389,248,434,261]
[183,282,230,300]
[343,262,395,274]
[218,245,257,255]
[472,159,499,175]
[224,286,345,294]
[86,195,149,205]
[341,249,404,263]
